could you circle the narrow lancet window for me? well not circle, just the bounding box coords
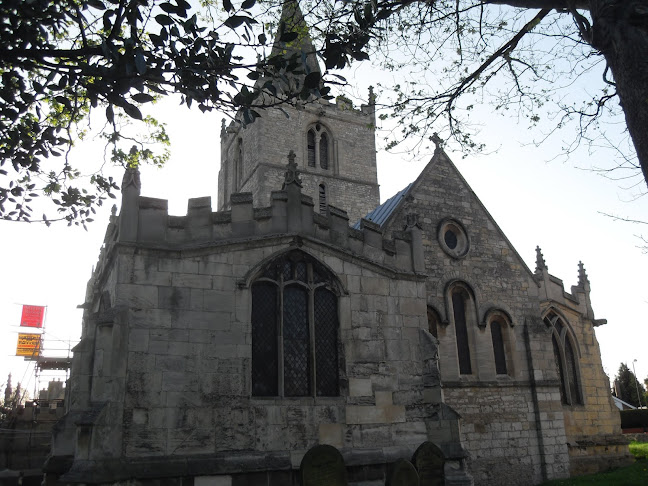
[452,289,472,375]
[307,130,316,167]
[490,320,507,375]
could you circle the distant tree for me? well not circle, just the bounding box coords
[0,0,331,225]
[615,363,646,408]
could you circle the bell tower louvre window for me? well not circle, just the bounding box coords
[306,124,331,170]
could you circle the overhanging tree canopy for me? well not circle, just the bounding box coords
[2,0,647,224]
[0,0,335,225]
[309,0,647,188]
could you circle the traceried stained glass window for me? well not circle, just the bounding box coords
[251,251,339,397]
[545,312,582,405]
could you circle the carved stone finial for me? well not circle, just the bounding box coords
[111,205,117,217]
[535,246,547,273]
[578,261,589,286]
[431,133,443,152]
[368,85,376,105]
[282,150,302,188]
[220,118,226,137]
[121,167,141,192]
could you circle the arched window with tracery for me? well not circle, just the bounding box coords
[251,251,339,397]
[306,123,331,170]
[545,311,582,405]
[448,283,475,375]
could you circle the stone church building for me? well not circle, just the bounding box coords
[45,3,630,485]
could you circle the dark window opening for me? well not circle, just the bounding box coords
[307,130,316,167]
[452,290,472,374]
[320,132,329,169]
[491,319,507,375]
[427,307,440,339]
[444,229,458,249]
[552,334,567,404]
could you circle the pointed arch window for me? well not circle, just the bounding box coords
[251,251,339,397]
[306,123,331,170]
[545,312,582,405]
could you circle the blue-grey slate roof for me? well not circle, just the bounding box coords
[352,183,413,229]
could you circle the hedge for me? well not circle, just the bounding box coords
[620,409,648,429]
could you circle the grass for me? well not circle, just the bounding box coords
[539,442,648,486]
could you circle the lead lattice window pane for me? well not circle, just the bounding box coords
[314,288,339,396]
[251,283,278,396]
[283,286,310,396]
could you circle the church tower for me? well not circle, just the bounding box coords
[217,1,380,224]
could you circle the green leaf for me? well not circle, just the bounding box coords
[223,0,233,13]
[241,0,256,9]
[224,16,246,29]
[122,102,142,120]
[132,93,155,103]
[86,0,106,10]
[155,14,174,26]
[258,33,267,44]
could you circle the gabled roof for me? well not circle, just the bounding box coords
[612,395,636,411]
[352,183,413,229]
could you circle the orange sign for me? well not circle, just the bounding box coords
[20,305,45,328]
[16,333,41,358]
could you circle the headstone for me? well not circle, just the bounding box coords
[300,444,348,486]
[412,441,444,486]
[387,458,420,486]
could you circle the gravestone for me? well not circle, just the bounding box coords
[386,458,420,486]
[300,444,348,486]
[412,441,444,486]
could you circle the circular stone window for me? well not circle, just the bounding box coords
[438,218,469,258]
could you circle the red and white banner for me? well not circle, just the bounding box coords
[20,305,45,328]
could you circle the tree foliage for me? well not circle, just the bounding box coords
[615,362,646,408]
[0,0,345,225]
[3,0,648,225]
[300,0,648,191]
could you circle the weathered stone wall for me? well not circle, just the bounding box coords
[50,175,472,485]
[383,150,571,485]
[538,279,632,476]
[218,98,380,224]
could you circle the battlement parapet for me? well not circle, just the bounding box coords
[98,175,422,280]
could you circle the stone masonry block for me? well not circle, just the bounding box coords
[349,378,373,396]
[128,329,149,352]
